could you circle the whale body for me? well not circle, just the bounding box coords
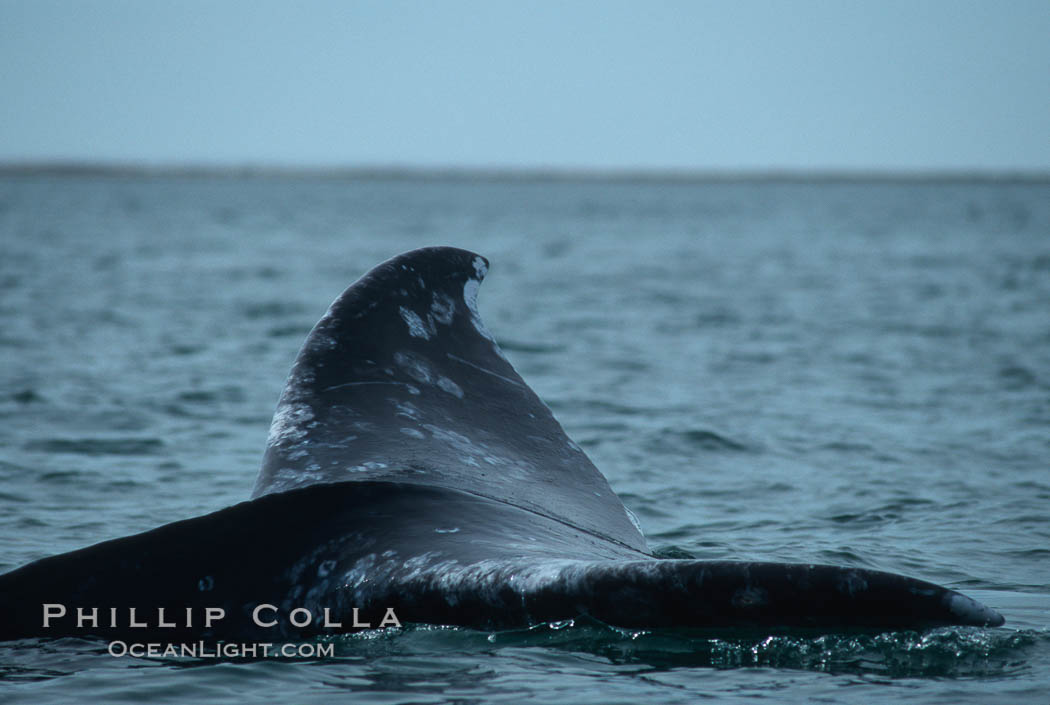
[0,247,1004,641]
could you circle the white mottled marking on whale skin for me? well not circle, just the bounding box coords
[431,559,585,605]
[462,277,497,343]
[394,351,434,385]
[430,291,456,325]
[436,375,464,398]
[422,424,481,455]
[306,330,339,352]
[399,306,432,340]
[267,401,314,449]
[346,464,380,474]
[422,424,529,474]
[462,278,481,316]
[393,400,422,420]
[400,427,425,439]
[398,552,444,582]
[350,300,380,319]
[838,570,869,596]
[343,553,378,588]
[461,272,510,362]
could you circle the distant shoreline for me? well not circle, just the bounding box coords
[1,161,1047,184]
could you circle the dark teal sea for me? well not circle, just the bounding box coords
[1,173,1048,702]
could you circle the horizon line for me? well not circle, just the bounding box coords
[1,160,1048,183]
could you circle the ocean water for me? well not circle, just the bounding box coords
[0,172,1048,703]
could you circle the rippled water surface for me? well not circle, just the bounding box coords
[1,173,1048,703]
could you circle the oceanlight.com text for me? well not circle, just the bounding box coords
[107,640,335,659]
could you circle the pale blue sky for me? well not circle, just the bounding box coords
[2,0,1048,172]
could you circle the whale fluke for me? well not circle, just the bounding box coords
[0,247,1004,642]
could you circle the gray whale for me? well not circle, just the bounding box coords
[0,246,1004,641]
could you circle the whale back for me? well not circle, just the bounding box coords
[254,247,648,553]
